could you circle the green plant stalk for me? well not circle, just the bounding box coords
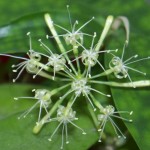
[90,68,114,79]
[89,93,103,110]
[87,103,99,127]
[73,46,81,74]
[90,80,150,88]
[95,15,114,52]
[33,98,64,134]
[44,13,78,75]
[50,83,71,96]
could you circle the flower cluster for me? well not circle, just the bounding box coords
[0,6,150,149]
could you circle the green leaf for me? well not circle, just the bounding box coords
[0,84,98,150]
[0,84,36,119]
[105,22,150,150]
[0,1,103,54]
[0,112,98,150]
[0,13,51,53]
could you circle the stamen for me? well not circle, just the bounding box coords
[47,34,67,38]
[63,70,75,80]
[72,20,78,32]
[84,93,96,111]
[109,118,126,139]
[111,114,132,122]
[125,70,136,88]
[32,89,36,92]
[59,89,73,100]
[95,59,105,71]
[38,39,53,55]
[69,94,79,109]
[76,17,95,33]
[59,48,74,58]
[80,33,93,37]
[27,32,32,50]
[12,61,27,71]
[18,101,39,119]
[121,40,128,60]
[124,54,138,63]
[61,124,65,149]
[13,65,27,82]
[53,23,71,33]
[130,111,133,115]
[68,120,86,135]
[125,66,146,75]
[33,62,50,79]
[90,32,96,49]
[0,54,28,60]
[89,87,111,97]
[125,56,150,65]
[66,5,73,31]
[69,55,83,63]
[48,121,63,142]
[53,66,56,80]
[98,119,107,142]
[86,65,92,79]
[65,124,69,144]
[109,118,122,138]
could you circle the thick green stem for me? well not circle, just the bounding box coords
[87,103,99,127]
[90,80,150,88]
[44,13,78,75]
[36,61,51,71]
[37,71,56,80]
[73,46,81,74]
[89,93,103,110]
[33,70,69,81]
[64,95,75,116]
[50,83,71,96]
[45,14,66,54]
[91,68,114,79]
[95,15,114,52]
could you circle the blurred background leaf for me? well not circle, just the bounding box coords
[0,84,98,150]
[104,1,150,149]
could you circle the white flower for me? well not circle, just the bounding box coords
[71,78,90,96]
[47,5,94,47]
[14,89,51,123]
[59,78,111,112]
[97,105,133,142]
[70,32,118,77]
[13,49,42,82]
[109,40,150,87]
[0,32,41,82]
[44,105,86,149]
[33,39,73,80]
